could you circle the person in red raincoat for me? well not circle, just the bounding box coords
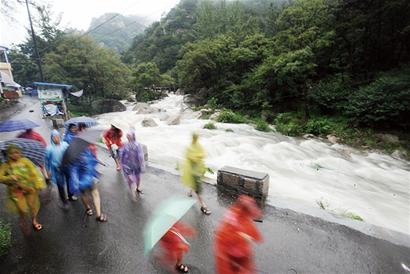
[17,129,47,146]
[159,221,195,273]
[214,195,263,274]
[17,128,49,183]
[103,125,123,171]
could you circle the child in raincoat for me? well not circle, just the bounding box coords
[214,195,263,274]
[159,221,195,273]
[0,145,46,233]
[181,133,211,215]
[45,130,69,206]
[119,130,145,196]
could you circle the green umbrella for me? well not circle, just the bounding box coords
[144,196,195,255]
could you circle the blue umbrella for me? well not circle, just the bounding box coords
[0,138,46,166]
[0,119,40,132]
[64,116,97,128]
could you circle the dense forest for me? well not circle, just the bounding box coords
[7,0,410,154]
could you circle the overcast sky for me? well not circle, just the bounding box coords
[0,0,180,48]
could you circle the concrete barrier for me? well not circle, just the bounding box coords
[217,166,269,200]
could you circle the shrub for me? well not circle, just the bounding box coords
[344,68,410,129]
[0,220,11,257]
[207,97,218,110]
[304,117,333,136]
[254,119,270,132]
[217,110,247,124]
[203,122,217,130]
[274,112,304,136]
[309,75,350,113]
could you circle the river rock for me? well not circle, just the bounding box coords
[142,118,158,127]
[133,103,159,114]
[326,134,339,144]
[391,149,407,159]
[175,88,184,95]
[91,99,126,114]
[303,134,315,139]
[167,115,181,125]
[375,133,400,144]
[210,111,220,121]
[126,96,136,102]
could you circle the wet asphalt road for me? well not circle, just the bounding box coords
[0,97,410,274]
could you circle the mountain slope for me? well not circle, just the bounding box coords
[88,13,150,52]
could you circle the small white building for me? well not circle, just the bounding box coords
[0,46,21,99]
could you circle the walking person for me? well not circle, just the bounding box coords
[214,195,263,274]
[17,128,49,184]
[159,221,195,273]
[45,130,69,208]
[119,130,145,197]
[181,133,211,215]
[67,144,107,222]
[62,123,79,201]
[0,145,46,234]
[63,123,78,144]
[17,128,47,146]
[103,124,123,171]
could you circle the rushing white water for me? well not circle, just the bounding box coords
[96,94,410,235]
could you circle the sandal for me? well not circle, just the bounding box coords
[96,214,107,222]
[86,208,93,216]
[200,207,211,215]
[176,264,189,273]
[33,223,43,231]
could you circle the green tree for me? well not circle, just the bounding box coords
[43,35,131,100]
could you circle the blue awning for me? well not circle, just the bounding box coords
[33,82,72,88]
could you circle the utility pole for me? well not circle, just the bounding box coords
[25,0,44,81]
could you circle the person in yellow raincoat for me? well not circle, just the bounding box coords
[181,133,211,215]
[0,145,46,233]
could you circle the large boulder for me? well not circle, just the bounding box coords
[133,103,159,114]
[142,118,158,127]
[91,99,126,114]
[167,115,181,125]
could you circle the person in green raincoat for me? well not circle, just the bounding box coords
[0,145,46,233]
[181,133,211,215]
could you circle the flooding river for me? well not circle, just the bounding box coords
[96,94,410,235]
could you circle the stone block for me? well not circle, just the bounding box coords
[217,166,269,200]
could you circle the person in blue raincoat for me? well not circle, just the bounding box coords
[67,145,107,222]
[63,124,78,144]
[45,130,69,207]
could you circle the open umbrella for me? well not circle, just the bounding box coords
[61,129,103,166]
[64,116,97,128]
[143,196,195,255]
[0,138,45,166]
[0,119,40,132]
